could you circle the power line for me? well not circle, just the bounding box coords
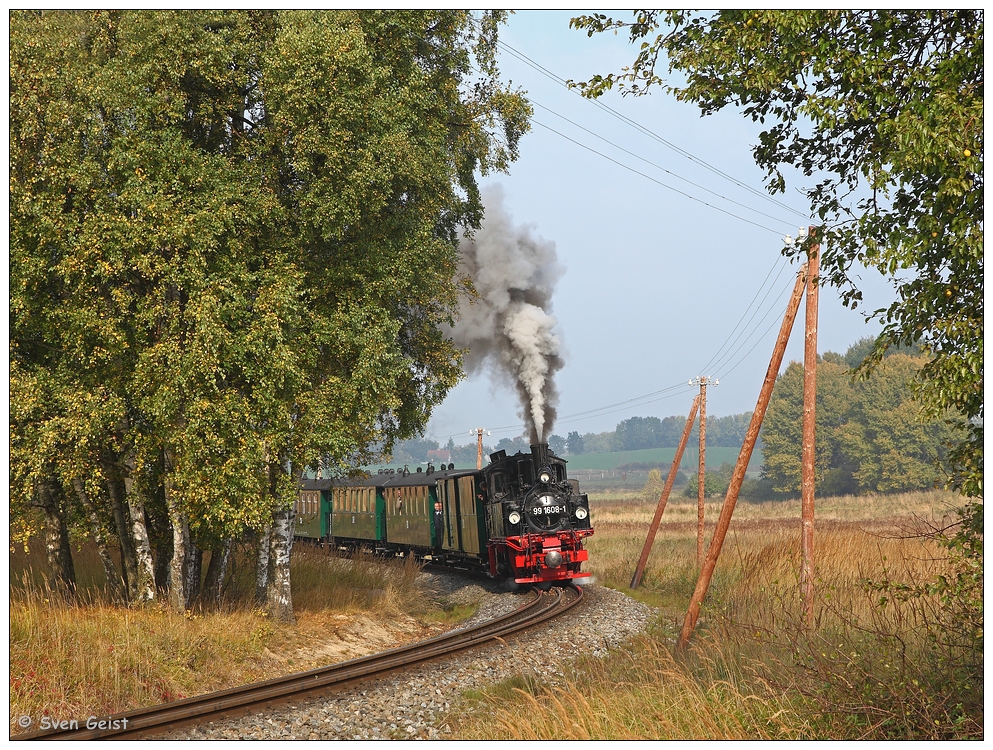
[533,119,786,235]
[530,99,799,229]
[552,386,695,428]
[700,260,795,376]
[492,35,812,223]
[715,277,800,381]
[429,381,693,442]
[419,18,806,236]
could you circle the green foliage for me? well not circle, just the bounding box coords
[566,431,585,455]
[843,335,921,369]
[580,430,621,455]
[495,435,532,455]
[682,462,735,499]
[547,433,566,455]
[10,11,529,554]
[612,412,757,453]
[617,416,676,451]
[761,354,962,495]
[570,8,982,525]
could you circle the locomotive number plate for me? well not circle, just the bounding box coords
[533,505,564,515]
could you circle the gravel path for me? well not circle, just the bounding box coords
[167,573,655,740]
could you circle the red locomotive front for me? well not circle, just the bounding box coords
[482,443,594,585]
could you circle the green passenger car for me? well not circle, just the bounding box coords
[383,473,435,547]
[436,472,485,554]
[330,477,385,542]
[297,467,488,559]
[295,479,331,540]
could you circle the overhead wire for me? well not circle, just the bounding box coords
[711,274,800,379]
[430,380,693,442]
[696,257,794,377]
[694,258,787,376]
[490,33,811,222]
[530,100,798,229]
[716,278,804,381]
[533,119,787,235]
[415,17,816,241]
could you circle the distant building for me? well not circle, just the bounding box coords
[427,449,451,463]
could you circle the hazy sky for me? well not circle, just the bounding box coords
[426,10,897,446]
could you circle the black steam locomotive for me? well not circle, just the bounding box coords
[294,443,593,585]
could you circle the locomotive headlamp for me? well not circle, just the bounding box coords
[539,468,552,484]
[508,511,522,525]
[574,507,588,520]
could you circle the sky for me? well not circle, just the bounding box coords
[425,10,898,447]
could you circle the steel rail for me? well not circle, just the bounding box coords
[13,585,583,741]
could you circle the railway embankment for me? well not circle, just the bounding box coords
[163,575,654,740]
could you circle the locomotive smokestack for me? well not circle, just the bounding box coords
[531,443,550,473]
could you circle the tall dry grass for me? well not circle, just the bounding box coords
[451,489,982,740]
[10,578,279,728]
[9,541,435,733]
[454,639,811,740]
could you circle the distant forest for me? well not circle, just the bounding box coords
[388,409,755,466]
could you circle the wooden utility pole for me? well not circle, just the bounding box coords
[631,396,700,589]
[691,376,715,567]
[801,229,820,627]
[471,429,490,470]
[678,264,808,650]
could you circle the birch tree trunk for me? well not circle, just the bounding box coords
[167,507,189,612]
[102,454,138,601]
[163,448,189,612]
[71,477,123,601]
[266,503,296,623]
[255,523,271,605]
[121,448,156,602]
[36,477,76,595]
[202,538,232,605]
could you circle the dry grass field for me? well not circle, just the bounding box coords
[8,489,981,739]
[451,489,983,740]
[8,545,459,734]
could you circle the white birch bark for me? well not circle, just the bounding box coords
[102,455,138,601]
[121,449,156,602]
[164,448,189,612]
[255,523,271,605]
[266,504,296,623]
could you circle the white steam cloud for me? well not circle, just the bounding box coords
[452,185,564,443]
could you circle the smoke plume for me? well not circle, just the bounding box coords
[451,185,564,443]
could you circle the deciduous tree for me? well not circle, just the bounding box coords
[762,353,960,496]
[10,10,530,615]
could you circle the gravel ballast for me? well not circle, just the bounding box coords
[167,573,655,740]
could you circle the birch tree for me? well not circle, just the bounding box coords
[10,10,530,617]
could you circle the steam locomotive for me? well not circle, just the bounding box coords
[294,443,593,585]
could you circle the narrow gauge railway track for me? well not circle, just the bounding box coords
[13,585,583,741]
